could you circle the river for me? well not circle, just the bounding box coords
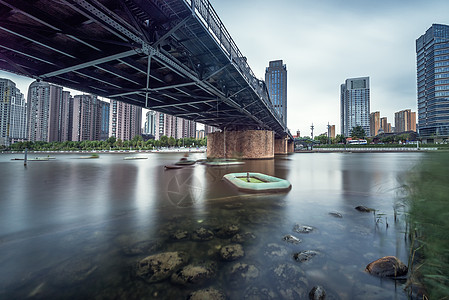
[0,151,422,299]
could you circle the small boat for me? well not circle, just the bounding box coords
[223,172,291,193]
[174,157,196,165]
[164,164,184,169]
[124,157,148,160]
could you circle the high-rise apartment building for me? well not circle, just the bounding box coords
[380,117,392,133]
[340,77,370,137]
[60,91,72,142]
[395,109,417,133]
[27,81,65,142]
[416,24,449,137]
[370,111,380,136]
[145,110,156,136]
[110,100,141,141]
[152,111,197,140]
[204,125,219,135]
[265,60,287,126]
[72,94,109,141]
[0,79,27,146]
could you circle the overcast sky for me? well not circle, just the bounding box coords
[1,1,448,136]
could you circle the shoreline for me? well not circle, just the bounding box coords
[1,149,206,154]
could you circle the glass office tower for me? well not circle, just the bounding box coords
[416,24,449,137]
[340,77,370,137]
[265,60,287,126]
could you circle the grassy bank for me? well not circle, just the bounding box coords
[404,153,449,299]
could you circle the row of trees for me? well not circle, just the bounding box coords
[1,135,207,151]
[309,126,419,145]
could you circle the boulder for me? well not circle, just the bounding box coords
[293,250,319,263]
[170,230,189,240]
[283,234,302,244]
[188,288,226,300]
[272,264,308,299]
[355,206,375,213]
[365,256,408,278]
[171,262,216,286]
[309,285,326,300]
[220,244,244,261]
[264,243,288,258]
[229,263,259,285]
[231,232,256,243]
[293,224,314,233]
[192,227,214,241]
[215,224,240,238]
[135,251,188,283]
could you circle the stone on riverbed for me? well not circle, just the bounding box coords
[188,288,226,300]
[215,224,240,238]
[171,262,217,286]
[228,262,259,285]
[192,227,214,241]
[272,264,309,299]
[365,256,408,278]
[329,212,343,218]
[231,232,256,243]
[355,206,375,213]
[283,234,302,244]
[170,230,189,241]
[220,244,244,261]
[309,285,326,300]
[293,224,314,233]
[135,251,188,283]
[293,250,320,263]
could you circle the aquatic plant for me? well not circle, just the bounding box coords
[404,153,449,299]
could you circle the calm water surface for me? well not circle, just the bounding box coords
[0,152,422,299]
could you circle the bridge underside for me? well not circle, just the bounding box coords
[0,0,291,138]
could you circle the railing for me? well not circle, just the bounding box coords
[183,0,285,131]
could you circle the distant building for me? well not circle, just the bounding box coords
[395,109,417,133]
[27,81,65,142]
[416,24,449,137]
[380,117,392,133]
[370,111,380,136]
[265,60,287,126]
[153,111,196,140]
[60,91,73,142]
[110,100,141,141]
[145,110,156,136]
[328,125,336,139]
[72,94,109,141]
[0,78,27,146]
[204,125,219,135]
[340,77,370,137]
[196,129,205,139]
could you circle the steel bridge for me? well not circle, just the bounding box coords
[0,0,291,138]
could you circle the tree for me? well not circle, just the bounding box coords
[159,135,168,147]
[351,126,366,139]
[314,133,328,144]
[335,134,345,144]
[168,136,176,147]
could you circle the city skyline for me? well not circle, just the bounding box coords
[1,1,448,137]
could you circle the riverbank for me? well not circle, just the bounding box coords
[298,147,438,153]
[1,148,206,155]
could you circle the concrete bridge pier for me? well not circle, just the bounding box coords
[207,130,275,159]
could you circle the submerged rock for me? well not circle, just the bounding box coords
[220,244,244,261]
[309,285,326,300]
[229,263,259,284]
[365,256,408,278]
[329,212,343,218]
[283,234,302,244]
[192,227,214,241]
[231,232,256,243]
[272,264,308,299]
[135,251,188,283]
[171,262,217,286]
[355,206,375,213]
[264,243,288,258]
[293,224,314,234]
[293,250,320,263]
[188,288,226,300]
[215,224,240,238]
[244,286,277,300]
[170,230,189,241]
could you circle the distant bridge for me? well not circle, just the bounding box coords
[0,0,291,140]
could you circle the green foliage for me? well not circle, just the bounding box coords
[314,133,329,144]
[350,126,366,139]
[405,153,449,299]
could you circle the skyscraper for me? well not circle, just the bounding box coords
[370,111,380,136]
[380,117,391,133]
[72,94,109,141]
[0,78,27,146]
[110,100,141,141]
[145,110,156,137]
[416,24,449,138]
[265,60,287,126]
[340,77,370,137]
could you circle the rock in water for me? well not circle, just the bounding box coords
[135,251,188,283]
[293,224,314,233]
[309,285,326,300]
[188,288,226,300]
[220,244,244,261]
[329,212,343,218]
[192,227,214,241]
[355,206,375,212]
[171,262,216,286]
[283,234,302,244]
[293,250,319,263]
[365,256,408,277]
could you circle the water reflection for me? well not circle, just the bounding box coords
[0,152,423,299]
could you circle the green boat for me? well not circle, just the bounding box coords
[223,172,291,193]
